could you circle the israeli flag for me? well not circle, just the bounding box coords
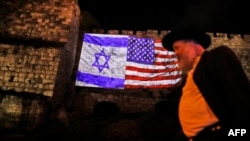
[76,33,129,89]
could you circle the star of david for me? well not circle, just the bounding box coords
[92,48,111,73]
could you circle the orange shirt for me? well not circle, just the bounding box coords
[179,56,219,137]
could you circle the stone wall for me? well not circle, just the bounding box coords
[0,0,80,130]
[0,0,249,130]
[71,87,174,116]
[0,0,80,98]
[0,44,60,96]
[209,33,250,78]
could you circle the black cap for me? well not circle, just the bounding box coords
[162,29,211,51]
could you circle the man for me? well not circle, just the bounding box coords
[162,29,250,141]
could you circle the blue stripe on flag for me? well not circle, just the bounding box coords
[76,71,125,88]
[84,34,129,48]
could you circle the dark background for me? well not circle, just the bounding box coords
[79,0,250,34]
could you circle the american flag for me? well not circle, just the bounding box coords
[125,38,182,88]
[75,33,182,89]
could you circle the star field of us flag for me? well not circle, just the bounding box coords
[75,33,182,89]
[125,39,182,88]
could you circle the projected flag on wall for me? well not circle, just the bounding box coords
[75,33,182,89]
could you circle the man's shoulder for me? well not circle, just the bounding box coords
[200,46,238,65]
[206,46,236,57]
[209,45,233,53]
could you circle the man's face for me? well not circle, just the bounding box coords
[172,40,199,75]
